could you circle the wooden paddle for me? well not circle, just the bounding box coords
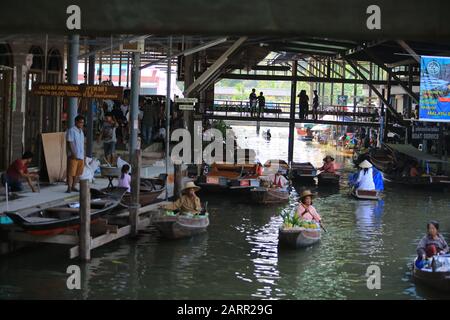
[319,222,328,233]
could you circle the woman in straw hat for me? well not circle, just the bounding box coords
[160,181,203,215]
[355,160,375,191]
[294,190,322,223]
[318,155,336,173]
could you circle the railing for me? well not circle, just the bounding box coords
[204,99,381,123]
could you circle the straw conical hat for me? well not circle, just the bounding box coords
[182,181,201,193]
[359,160,373,169]
[300,190,314,199]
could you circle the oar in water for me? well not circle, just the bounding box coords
[319,222,328,233]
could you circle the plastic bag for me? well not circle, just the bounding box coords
[80,157,100,181]
[117,157,132,173]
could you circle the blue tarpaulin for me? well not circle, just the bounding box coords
[348,168,384,191]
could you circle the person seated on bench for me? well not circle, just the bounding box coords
[4,151,37,192]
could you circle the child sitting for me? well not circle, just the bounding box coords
[118,164,131,192]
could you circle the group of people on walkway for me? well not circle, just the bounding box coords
[298,89,320,120]
[248,88,266,118]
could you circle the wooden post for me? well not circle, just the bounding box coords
[173,163,184,199]
[288,60,298,164]
[130,149,141,237]
[79,179,91,261]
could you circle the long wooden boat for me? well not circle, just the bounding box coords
[278,226,321,249]
[250,187,289,204]
[351,189,380,200]
[290,162,317,184]
[116,175,166,207]
[317,172,340,186]
[153,214,209,239]
[383,173,450,189]
[412,257,450,292]
[5,188,128,235]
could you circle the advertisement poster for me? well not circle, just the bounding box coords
[419,55,450,122]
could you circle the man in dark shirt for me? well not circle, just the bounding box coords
[3,151,37,192]
[257,92,265,118]
[249,88,257,117]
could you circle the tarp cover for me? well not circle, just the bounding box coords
[385,143,449,163]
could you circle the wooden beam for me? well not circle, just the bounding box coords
[70,218,151,259]
[9,232,78,245]
[79,179,91,261]
[396,40,421,63]
[221,72,420,86]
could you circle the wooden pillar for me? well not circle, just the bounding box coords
[79,179,91,261]
[130,149,141,237]
[288,60,298,164]
[173,163,184,199]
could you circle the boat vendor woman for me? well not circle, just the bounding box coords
[294,190,322,223]
[160,181,202,215]
[355,160,375,191]
[417,221,449,261]
[318,155,336,173]
[272,170,289,189]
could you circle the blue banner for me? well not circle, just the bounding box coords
[419,55,450,122]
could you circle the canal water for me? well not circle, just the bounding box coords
[1,126,450,299]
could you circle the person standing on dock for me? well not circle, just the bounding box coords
[298,90,309,120]
[249,88,257,117]
[66,115,85,193]
[257,92,265,118]
[160,182,203,215]
[100,112,118,165]
[141,98,157,147]
[312,90,319,120]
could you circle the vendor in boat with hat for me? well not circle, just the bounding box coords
[318,155,336,173]
[417,221,449,261]
[294,190,322,224]
[271,169,289,190]
[354,160,376,191]
[160,181,203,215]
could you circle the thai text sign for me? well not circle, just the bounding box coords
[419,55,450,122]
[32,83,124,100]
[412,126,440,140]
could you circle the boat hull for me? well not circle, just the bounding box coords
[317,173,340,186]
[250,187,289,204]
[413,261,450,292]
[351,189,380,200]
[153,215,209,239]
[5,188,127,235]
[278,227,321,249]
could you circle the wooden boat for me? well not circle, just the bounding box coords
[383,173,450,189]
[153,214,209,239]
[412,257,450,292]
[250,187,289,204]
[290,162,317,184]
[351,189,380,200]
[278,226,321,249]
[4,188,127,235]
[114,175,166,207]
[317,172,340,186]
[299,135,314,142]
